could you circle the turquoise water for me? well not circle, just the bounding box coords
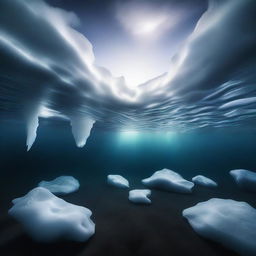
[1,121,256,197]
[0,121,256,256]
[1,121,256,182]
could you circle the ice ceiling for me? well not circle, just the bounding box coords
[0,0,256,150]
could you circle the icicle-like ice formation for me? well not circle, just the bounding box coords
[70,116,95,148]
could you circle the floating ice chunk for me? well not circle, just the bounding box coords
[107,175,129,188]
[38,176,80,195]
[8,187,95,242]
[183,198,256,256]
[230,169,256,192]
[142,168,194,193]
[192,175,218,188]
[70,116,95,148]
[129,189,151,204]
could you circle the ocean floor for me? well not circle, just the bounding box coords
[0,124,256,256]
[2,169,256,256]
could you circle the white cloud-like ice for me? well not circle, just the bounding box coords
[129,189,151,204]
[0,0,256,150]
[183,198,256,256]
[230,169,256,192]
[142,169,194,193]
[107,174,129,188]
[38,176,80,195]
[8,187,95,242]
[192,175,218,188]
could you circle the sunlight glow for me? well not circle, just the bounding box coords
[116,2,178,39]
[135,16,168,36]
[118,130,140,144]
[109,2,182,87]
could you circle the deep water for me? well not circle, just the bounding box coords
[0,120,256,256]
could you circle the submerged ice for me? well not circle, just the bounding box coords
[129,189,151,204]
[192,175,218,188]
[183,198,256,256]
[107,175,129,188]
[230,169,256,192]
[142,169,194,193]
[70,116,95,148]
[8,187,95,242]
[26,107,40,151]
[38,176,80,194]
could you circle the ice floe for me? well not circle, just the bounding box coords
[230,169,256,192]
[107,174,129,188]
[129,189,151,204]
[192,175,218,188]
[183,198,256,256]
[38,176,80,195]
[142,168,194,193]
[8,187,95,242]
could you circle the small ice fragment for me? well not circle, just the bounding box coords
[192,175,218,187]
[230,169,256,192]
[38,176,80,195]
[129,189,151,204]
[142,168,194,193]
[107,175,129,188]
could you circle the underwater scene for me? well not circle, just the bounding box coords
[0,0,256,255]
[1,123,256,256]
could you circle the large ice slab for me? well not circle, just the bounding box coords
[8,187,95,242]
[107,175,129,188]
[38,176,80,195]
[230,169,256,192]
[183,198,256,256]
[192,175,218,188]
[129,189,151,204]
[142,169,194,193]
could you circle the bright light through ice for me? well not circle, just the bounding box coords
[135,17,168,36]
[110,2,179,86]
[117,131,177,145]
[118,130,139,143]
[116,2,175,39]
[98,48,168,87]
[39,106,55,118]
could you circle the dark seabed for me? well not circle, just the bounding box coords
[0,121,256,256]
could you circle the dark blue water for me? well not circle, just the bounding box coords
[0,120,256,256]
